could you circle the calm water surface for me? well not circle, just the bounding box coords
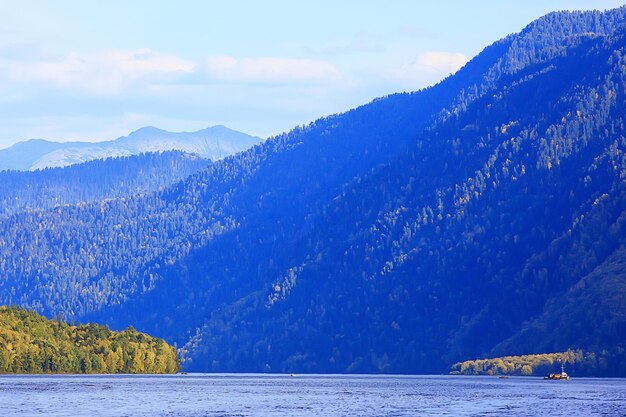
[0,374,624,416]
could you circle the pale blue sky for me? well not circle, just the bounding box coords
[0,0,623,147]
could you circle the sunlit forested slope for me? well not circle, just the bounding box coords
[0,306,179,374]
[1,8,626,374]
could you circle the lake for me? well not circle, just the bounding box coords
[0,374,624,416]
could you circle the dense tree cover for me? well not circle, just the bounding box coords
[451,349,626,377]
[176,8,626,373]
[0,306,179,374]
[0,150,227,315]
[0,151,209,219]
[491,245,626,357]
[0,8,626,374]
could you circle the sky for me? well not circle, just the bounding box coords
[0,0,624,148]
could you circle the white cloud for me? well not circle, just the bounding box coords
[205,55,340,84]
[389,51,469,89]
[0,49,342,94]
[0,48,195,95]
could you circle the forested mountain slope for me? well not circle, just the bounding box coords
[173,8,626,373]
[1,8,626,374]
[491,244,626,358]
[0,151,209,219]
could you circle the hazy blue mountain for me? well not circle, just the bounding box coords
[0,139,73,171]
[0,125,262,171]
[1,8,625,375]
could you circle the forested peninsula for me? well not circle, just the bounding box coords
[0,306,179,374]
[451,350,626,377]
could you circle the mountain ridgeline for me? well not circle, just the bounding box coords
[0,151,210,220]
[0,125,261,171]
[1,8,626,374]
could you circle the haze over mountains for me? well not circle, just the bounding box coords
[1,7,625,375]
[0,125,262,171]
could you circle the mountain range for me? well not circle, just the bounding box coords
[0,125,262,171]
[0,8,625,375]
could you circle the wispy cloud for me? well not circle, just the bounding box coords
[0,48,195,95]
[389,51,468,89]
[0,50,343,93]
[205,55,340,84]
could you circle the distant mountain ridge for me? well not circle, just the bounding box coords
[0,151,210,220]
[0,125,262,171]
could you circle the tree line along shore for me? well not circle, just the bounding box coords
[451,350,626,377]
[0,306,179,374]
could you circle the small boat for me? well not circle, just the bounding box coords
[544,363,569,380]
